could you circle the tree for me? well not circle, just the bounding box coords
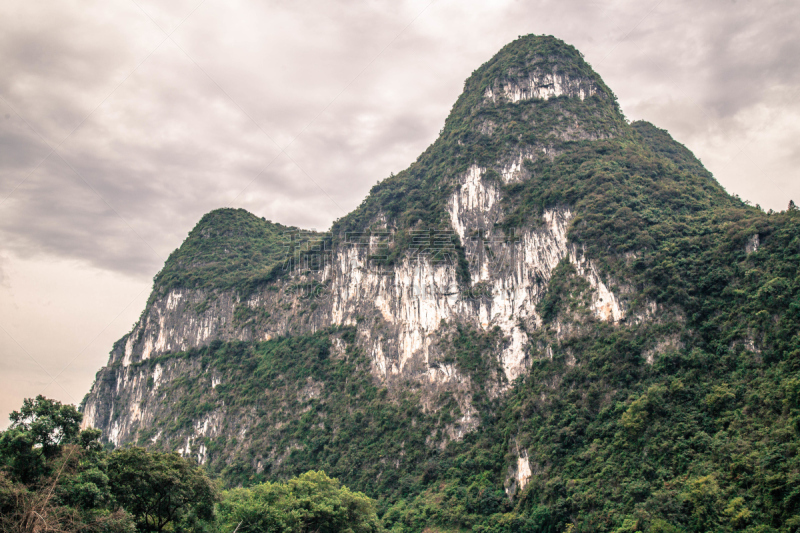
[108,447,218,532]
[0,395,85,483]
[218,482,291,533]
[9,395,82,458]
[0,397,135,532]
[681,475,724,533]
[0,445,136,533]
[217,470,382,533]
[284,470,381,533]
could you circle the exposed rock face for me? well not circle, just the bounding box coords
[81,34,632,467]
[83,168,626,448]
[505,449,533,498]
[483,71,598,104]
[746,234,760,254]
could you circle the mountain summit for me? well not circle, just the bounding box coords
[455,34,617,120]
[332,36,626,243]
[81,36,800,532]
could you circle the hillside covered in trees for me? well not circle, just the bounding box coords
[20,35,800,532]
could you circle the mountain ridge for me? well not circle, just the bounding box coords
[80,35,800,533]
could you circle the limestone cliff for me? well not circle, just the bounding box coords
[81,35,710,495]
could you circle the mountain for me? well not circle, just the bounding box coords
[81,35,800,532]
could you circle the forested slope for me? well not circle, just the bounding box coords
[73,35,800,533]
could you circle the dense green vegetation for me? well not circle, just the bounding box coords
[384,221,800,531]
[152,208,325,297]
[0,397,382,532]
[108,447,217,532]
[373,124,800,531]
[536,257,592,323]
[631,121,714,181]
[0,395,214,532]
[128,329,466,501]
[218,470,382,533]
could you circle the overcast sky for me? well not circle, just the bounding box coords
[1,0,798,427]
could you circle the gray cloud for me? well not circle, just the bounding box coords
[1,0,799,421]
[2,0,799,280]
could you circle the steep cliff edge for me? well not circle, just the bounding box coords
[84,35,639,450]
[81,35,800,531]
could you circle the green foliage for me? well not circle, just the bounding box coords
[131,330,465,504]
[153,208,325,296]
[0,397,137,532]
[536,257,591,323]
[108,447,218,532]
[500,139,734,254]
[7,395,83,458]
[217,470,382,533]
[1,398,385,533]
[441,323,506,393]
[0,395,84,483]
[380,317,799,532]
[631,121,713,180]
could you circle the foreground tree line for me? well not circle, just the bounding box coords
[0,396,381,532]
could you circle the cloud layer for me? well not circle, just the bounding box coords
[1,0,798,421]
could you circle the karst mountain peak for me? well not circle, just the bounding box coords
[73,35,800,533]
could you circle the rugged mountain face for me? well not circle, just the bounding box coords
[82,35,800,532]
[83,35,632,448]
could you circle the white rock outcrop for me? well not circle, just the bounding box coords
[484,71,597,103]
[82,150,628,450]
